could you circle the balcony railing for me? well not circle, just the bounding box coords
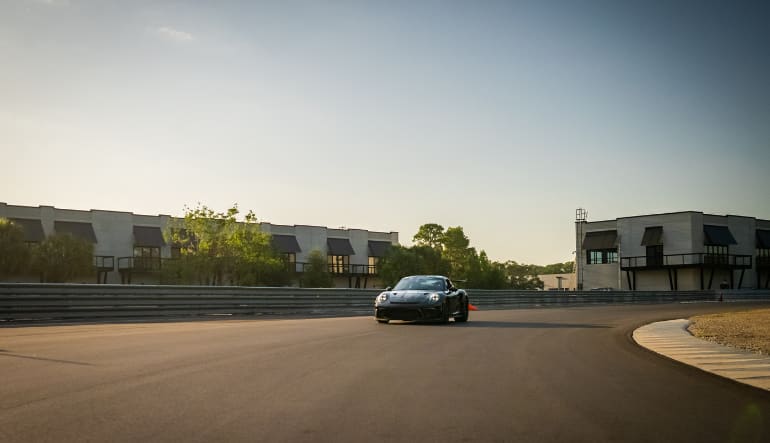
[118,256,162,272]
[93,255,114,271]
[621,253,753,270]
[116,258,381,275]
[758,256,770,268]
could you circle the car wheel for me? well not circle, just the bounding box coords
[455,298,469,323]
[441,301,451,324]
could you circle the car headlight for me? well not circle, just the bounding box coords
[428,293,440,302]
[377,293,389,303]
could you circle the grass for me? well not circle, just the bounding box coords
[688,308,770,355]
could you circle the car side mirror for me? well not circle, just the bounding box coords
[384,286,392,291]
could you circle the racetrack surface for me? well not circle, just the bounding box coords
[2,303,770,442]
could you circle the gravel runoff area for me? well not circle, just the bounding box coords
[688,308,770,355]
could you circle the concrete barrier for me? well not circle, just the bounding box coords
[1,284,769,322]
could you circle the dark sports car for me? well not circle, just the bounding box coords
[374,275,469,324]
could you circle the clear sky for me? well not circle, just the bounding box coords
[2,0,769,265]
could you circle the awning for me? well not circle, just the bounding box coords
[54,221,97,243]
[757,230,770,249]
[582,230,617,250]
[327,238,355,256]
[640,226,663,246]
[272,234,301,253]
[368,240,392,257]
[9,218,45,242]
[703,225,737,246]
[133,226,166,247]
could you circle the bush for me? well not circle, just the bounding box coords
[33,234,94,282]
[0,218,31,278]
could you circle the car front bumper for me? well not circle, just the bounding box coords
[375,304,443,321]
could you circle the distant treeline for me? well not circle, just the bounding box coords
[379,223,574,289]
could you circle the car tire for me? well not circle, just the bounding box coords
[441,301,451,324]
[377,319,389,324]
[455,298,469,323]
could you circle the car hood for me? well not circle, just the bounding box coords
[386,290,439,303]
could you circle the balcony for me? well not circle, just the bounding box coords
[621,253,752,271]
[118,256,162,273]
[93,255,115,271]
[323,264,378,275]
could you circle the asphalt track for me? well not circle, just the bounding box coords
[2,303,770,442]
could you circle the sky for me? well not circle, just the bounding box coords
[1,0,769,265]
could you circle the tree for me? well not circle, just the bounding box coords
[504,261,544,290]
[412,223,445,250]
[33,234,94,283]
[165,204,287,286]
[378,246,424,287]
[467,251,508,289]
[411,245,451,277]
[301,250,333,288]
[0,218,31,278]
[540,261,575,275]
[443,226,473,279]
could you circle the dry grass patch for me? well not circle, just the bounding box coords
[688,308,770,355]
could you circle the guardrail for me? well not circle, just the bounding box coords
[1,284,770,323]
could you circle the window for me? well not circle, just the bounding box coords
[368,256,379,274]
[758,248,770,266]
[328,255,349,274]
[587,249,618,264]
[646,245,663,266]
[704,244,728,265]
[134,246,160,271]
[285,253,296,272]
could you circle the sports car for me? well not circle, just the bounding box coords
[374,275,469,323]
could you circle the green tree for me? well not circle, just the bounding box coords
[33,234,94,283]
[0,218,31,278]
[412,223,445,250]
[467,251,508,289]
[504,261,544,290]
[165,204,287,286]
[443,226,473,279]
[540,261,575,275]
[301,250,333,288]
[411,245,451,276]
[379,246,424,287]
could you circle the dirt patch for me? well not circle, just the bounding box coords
[688,308,770,355]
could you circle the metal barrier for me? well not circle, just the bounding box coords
[1,284,770,322]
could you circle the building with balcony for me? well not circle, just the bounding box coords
[0,202,398,288]
[575,210,770,291]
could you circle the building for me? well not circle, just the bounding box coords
[538,273,576,291]
[0,202,399,288]
[575,209,770,291]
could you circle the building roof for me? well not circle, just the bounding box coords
[582,230,617,250]
[133,226,166,247]
[640,226,663,246]
[271,234,302,253]
[54,221,97,243]
[9,218,45,242]
[583,211,770,224]
[327,238,355,255]
[703,225,737,246]
[368,240,392,257]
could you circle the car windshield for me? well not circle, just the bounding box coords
[393,276,446,291]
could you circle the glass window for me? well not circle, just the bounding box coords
[705,245,727,256]
[587,249,618,264]
[393,276,446,291]
[368,256,379,274]
[327,255,349,274]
